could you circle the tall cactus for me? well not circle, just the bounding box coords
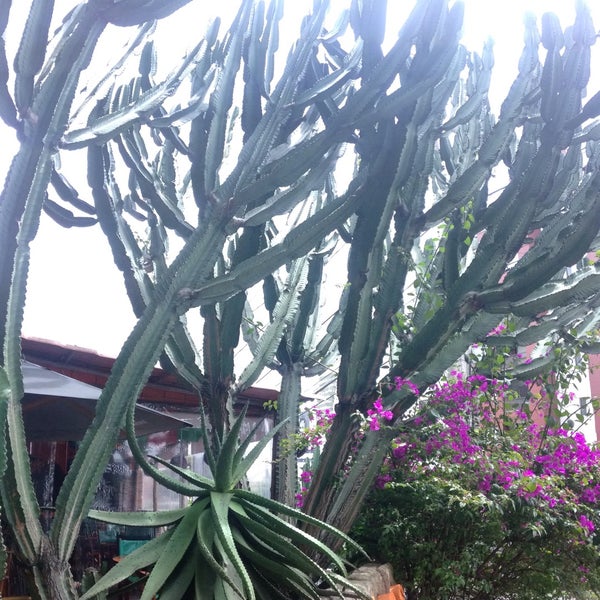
[2,0,600,597]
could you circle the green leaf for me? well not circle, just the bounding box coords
[231,417,289,485]
[141,497,208,600]
[88,507,187,528]
[210,491,255,600]
[154,549,195,600]
[238,500,346,577]
[150,454,215,491]
[230,504,339,593]
[231,525,320,600]
[214,408,248,491]
[234,488,366,558]
[79,529,174,600]
[195,503,245,599]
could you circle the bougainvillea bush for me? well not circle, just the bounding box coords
[349,372,600,600]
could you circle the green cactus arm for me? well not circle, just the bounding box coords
[237,257,309,391]
[70,21,156,123]
[220,0,329,204]
[2,10,105,555]
[62,39,205,149]
[441,41,493,132]
[0,37,17,128]
[13,0,54,114]
[50,210,228,561]
[271,365,302,506]
[148,71,216,129]
[240,150,340,228]
[203,0,253,195]
[97,0,193,27]
[177,173,367,309]
[289,251,326,361]
[292,39,363,109]
[485,266,600,318]
[116,134,194,238]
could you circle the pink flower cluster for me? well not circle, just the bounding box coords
[302,408,335,448]
[367,398,393,431]
[295,469,313,508]
[384,373,600,538]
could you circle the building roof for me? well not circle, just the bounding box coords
[21,337,279,414]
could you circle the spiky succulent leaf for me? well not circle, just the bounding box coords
[88,507,188,528]
[141,497,209,600]
[80,529,174,600]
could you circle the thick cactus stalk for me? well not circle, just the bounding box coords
[273,363,302,507]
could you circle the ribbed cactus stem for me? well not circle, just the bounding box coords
[273,363,302,507]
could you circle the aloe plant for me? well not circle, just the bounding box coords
[2,0,600,598]
[81,409,367,600]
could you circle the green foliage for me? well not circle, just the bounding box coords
[350,339,600,600]
[352,480,600,600]
[83,410,367,600]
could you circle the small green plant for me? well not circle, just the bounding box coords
[82,409,368,600]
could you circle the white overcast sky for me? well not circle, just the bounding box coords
[9,0,600,359]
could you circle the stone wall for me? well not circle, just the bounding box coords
[344,563,405,599]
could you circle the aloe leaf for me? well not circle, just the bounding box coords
[88,507,188,528]
[231,525,320,600]
[230,504,340,594]
[215,576,243,600]
[194,539,217,598]
[210,491,255,600]
[231,417,289,485]
[195,503,245,599]
[141,497,208,600]
[79,529,174,600]
[154,550,195,600]
[238,501,346,576]
[327,571,371,600]
[234,489,367,557]
[214,408,248,491]
[244,566,293,600]
[149,453,214,491]
[234,506,346,593]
